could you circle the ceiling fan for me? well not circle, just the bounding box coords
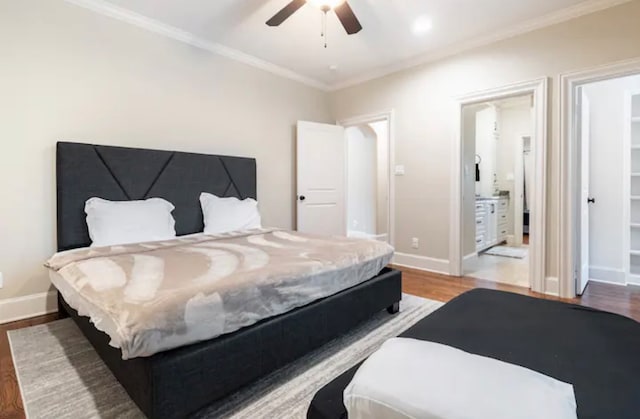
[266,0,363,35]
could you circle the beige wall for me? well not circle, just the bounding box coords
[0,0,331,304]
[329,0,640,285]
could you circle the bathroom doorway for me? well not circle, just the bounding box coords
[461,94,534,287]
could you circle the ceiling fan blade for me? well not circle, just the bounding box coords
[334,2,362,35]
[266,0,306,27]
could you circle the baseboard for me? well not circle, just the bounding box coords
[463,252,478,262]
[589,266,626,285]
[588,278,629,287]
[626,279,640,288]
[544,276,559,296]
[627,274,640,286]
[0,291,58,324]
[392,252,450,275]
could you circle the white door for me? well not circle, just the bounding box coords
[577,90,591,295]
[296,121,346,236]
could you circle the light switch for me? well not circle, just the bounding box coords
[395,165,405,176]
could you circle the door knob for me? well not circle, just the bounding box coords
[299,195,306,201]
[587,197,595,204]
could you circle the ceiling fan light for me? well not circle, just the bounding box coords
[306,0,346,10]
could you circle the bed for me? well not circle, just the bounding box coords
[308,288,640,419]
[53,141,402,418]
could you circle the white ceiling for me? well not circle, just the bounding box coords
[86,0,623,89]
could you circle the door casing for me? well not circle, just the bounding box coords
[559,58,640,299]
[450,78,549,296]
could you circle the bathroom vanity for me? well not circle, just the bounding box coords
[475,196,510,252]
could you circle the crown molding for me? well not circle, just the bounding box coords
[64,0,631,93]
[328,0,633,91]
[64,0,331,91]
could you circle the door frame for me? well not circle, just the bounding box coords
[338,110,396,246]
[577,89,591,295]
[559,58,640,298]
[450,78,548,295]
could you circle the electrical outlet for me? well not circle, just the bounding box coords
[411,238,419,249]
[394,165,405,176]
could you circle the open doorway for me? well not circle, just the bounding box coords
[571,74,640,295]
[339,112,393,244]
[461,95,534,288]
[295,113,394,242]
[344,122,390,242]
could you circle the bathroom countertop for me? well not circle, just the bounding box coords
[476,196,509,201]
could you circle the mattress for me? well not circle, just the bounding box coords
[308,289,640,419]
[47,228,393,359]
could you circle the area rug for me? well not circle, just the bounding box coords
[484,245,528,259]
[9,294,443,419]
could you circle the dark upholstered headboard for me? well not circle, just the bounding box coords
[56,142,256,251]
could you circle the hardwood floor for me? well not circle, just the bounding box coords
[1,268,639,419]
[0,313,58,419]
[400,266,640,321]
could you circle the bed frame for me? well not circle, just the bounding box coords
[55,141,402,418]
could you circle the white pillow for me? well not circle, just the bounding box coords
[85,197,176,247]
[344,338,577,419]
[199,193,261,234]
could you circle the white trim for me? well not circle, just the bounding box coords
[338,110,396,248]
[330,0,631,91]
[0,291,58,324]
[464,252,478,262]
[64,0,629,93]
[628,274,640,286]
[450,78,548,296]
[589,266,626,285]
[559,57,640,298]
[63,0,330,91]
[589,278,630,287]
[545,277,560,296]
[392,252,450,275]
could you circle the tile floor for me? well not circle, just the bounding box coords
[464,245,530,288]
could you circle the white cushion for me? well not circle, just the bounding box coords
[85,197,176,247]
[199,193,261,234]
[344,338,577,419]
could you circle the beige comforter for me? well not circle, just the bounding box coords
[46,229,393,359]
